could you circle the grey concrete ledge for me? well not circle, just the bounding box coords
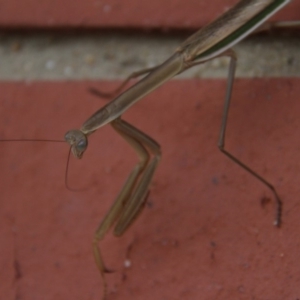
[0,31,299,80]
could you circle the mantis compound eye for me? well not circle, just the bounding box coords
[72,135,88,159]
[77,138,88,152]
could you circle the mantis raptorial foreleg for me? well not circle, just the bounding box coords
[111,119,161,234]
[92,118,160,298]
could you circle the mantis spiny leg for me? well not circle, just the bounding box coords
[111,118,161,235]
[92,117,160,299]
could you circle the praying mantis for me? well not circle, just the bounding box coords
[63,0,299,298]
[1,0,299,299]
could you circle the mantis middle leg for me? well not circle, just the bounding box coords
[217,50,282,227]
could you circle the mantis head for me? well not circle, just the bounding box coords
[64,129,88,159]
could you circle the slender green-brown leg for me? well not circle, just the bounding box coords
[93,118,160,299]
[93,123,151,299]
[218,50,282,226]
[111,119,161,236]
[89,65,161,99]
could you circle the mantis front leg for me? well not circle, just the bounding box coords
[92,118,161,299]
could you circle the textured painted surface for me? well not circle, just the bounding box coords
[0,0,299,29]
[1,79,300,300]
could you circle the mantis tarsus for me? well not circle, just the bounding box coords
[63,0,300,298]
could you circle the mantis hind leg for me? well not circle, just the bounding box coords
[93,117,160,299]
[218,50,282,227]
